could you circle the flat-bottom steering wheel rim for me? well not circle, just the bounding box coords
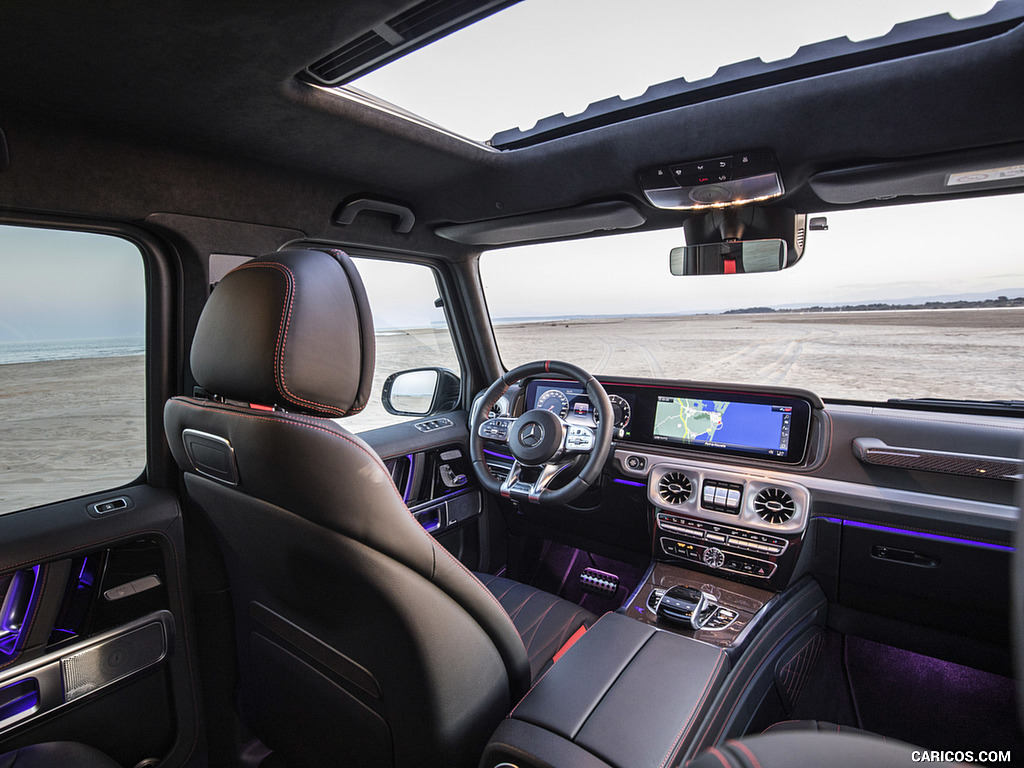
[469,360,613,506]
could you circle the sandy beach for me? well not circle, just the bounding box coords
[3,308,1021,513]
[1,356,146,514]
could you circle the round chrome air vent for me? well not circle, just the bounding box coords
[754,487,796,525]
[488,396,510,418]
[657,472,693,506]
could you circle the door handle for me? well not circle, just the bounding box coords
[0,567,39,654]
[0,678,39,729]
[871,545,939,568]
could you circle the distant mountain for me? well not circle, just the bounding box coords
[721,293,1024,315]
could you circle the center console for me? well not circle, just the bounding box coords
[480,612,730,768]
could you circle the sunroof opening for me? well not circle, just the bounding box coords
[337,0,1005,146]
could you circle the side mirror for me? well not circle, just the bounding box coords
[669,238,789,276]
[382,367,461,417]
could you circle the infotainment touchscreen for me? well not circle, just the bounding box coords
[652,396,793,458]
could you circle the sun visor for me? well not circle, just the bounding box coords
[435,200,646,246]
[810,144,1024,205]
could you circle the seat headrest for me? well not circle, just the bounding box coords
[190,248,375,417]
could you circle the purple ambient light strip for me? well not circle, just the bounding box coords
[838,518,1014,552]
[613,478,646,488]
[402,454,415,502]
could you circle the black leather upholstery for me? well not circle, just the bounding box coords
[686,732,951,768]
[761,719,889,738]
[190,248,374,417]
[484,613,730,768]
[0,742,121,768]
[477,572,596,679]
[165,247,593,768]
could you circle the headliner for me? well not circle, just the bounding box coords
[1,1,1023,258]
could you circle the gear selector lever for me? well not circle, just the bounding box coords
[656,585,716,630]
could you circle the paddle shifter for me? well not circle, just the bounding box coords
[656,585,716,630]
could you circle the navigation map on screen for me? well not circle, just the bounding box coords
[652,397,792,457]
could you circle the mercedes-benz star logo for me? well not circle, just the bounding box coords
[519,423,544,447]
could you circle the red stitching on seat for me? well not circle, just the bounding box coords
[761,719,802,733]
[727,740,764,768]
[171,397,525,674]
[704,747,733,768]
[519,597,558,642]
[229,261,349,417]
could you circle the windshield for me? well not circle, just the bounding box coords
[479,194,1024,403]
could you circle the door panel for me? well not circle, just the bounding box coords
[363,411,490,567]
[0,485,200,766]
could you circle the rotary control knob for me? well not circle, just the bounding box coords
[703,547,725,569]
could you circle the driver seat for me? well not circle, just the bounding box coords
[164,248,595,768]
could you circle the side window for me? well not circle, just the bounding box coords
[0,225,146,514]
[342,257,461,432]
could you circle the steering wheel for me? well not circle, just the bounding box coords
[469,360,613,506]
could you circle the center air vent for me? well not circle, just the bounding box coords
[753,487,795,525]
[658,472,693,506]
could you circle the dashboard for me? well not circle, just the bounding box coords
[474,373,1020,660]
[486,377,823,589]
[522,379,813,465]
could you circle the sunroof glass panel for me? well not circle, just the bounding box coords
[347,0,1002,144]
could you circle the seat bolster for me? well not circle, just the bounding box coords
[476,573,598,681]
[687,732,965,768]
[0,742,120,768]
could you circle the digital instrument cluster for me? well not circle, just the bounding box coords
[523,379,812,464]
[526,381,634,434]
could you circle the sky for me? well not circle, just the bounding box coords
[480,195,1024,319]
[353,0,1000,142]
[0,226,145,343]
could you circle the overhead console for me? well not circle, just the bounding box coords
[638,149,783,209]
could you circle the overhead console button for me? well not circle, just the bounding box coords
[638,166,677,188]
[639,149,782,210]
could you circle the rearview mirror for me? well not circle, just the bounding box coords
[670,239,789,276]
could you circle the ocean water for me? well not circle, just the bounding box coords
[0,337,145,365]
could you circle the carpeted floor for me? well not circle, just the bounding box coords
[790,631,1023,756]
[500,537,647,617]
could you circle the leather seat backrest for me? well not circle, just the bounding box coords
[165,248,530,767]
